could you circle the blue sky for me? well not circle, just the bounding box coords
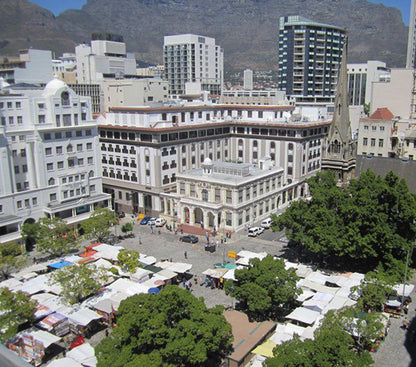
[31,0,411,25]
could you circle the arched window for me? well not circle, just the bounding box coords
[67,144,73,153]
[61,91,70,106]
[253,140,258,148]
[89,170,94,178]
[238,139,243,147]
[270,142,275,150]
[48,177,55,186]
[288,143,294,151]
[202,189,208,201]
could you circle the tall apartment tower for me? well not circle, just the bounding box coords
[407,0,416,69]
[278,16,346,103]
[163,34,224,96]
[244,69,253,90]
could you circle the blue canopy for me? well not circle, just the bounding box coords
[48,261,72,269]
[148,287,160,294]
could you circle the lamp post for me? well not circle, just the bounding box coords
[401,245,412,316]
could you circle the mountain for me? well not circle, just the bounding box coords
[0,0,409,70]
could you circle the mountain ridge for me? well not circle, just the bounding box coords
[0,0,408,70]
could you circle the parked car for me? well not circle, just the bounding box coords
[260,218,272,229]
[140,216,151,225]
[147,217,157,226]
[257,227,265,235]
[248,227,261,237]
[179,235,199,243]
[155,218,166,227]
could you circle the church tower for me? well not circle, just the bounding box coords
[321,38,356,184]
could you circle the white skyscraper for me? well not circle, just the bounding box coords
[243,69,253,90]
[407,0,416,69]
[163,34,224,96]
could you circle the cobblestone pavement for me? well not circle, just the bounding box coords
[372,272,416,367]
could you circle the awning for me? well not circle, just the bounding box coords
[37,313,67,331]
[252,339,276,358]
[66,342,97,367]
[48,261,73,270]
[47,357,83,367]
[286,307,321,325]
[67,309,102,326]
[25,329,61,348]
[394,284,415,297]
[305,271,330,285]
[166,262,192,274]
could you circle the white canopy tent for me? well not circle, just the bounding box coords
[67,308,102,327]
[66,343,97,367]
[48,357,83,367]
[286,307,321,326]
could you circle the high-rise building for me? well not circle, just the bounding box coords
[0,78,111,245]
[243,69,253,90]
[163,34,224,96]
[407,0,416,69]
[278,16,346,103]
[347,61,390,106]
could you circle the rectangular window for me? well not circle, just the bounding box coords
[38,115,46,123]
[17,116,23,124]
[49,193,56,201]
[56,146,63,154]
[86,142,92,150]
[370,138,376,147]
[190,184,195,197]
[363,137,368,146]
[88,157,93,164]
[25,199,30,208]
[215,188,221,201]
[226,190,232,204]
[364,125,369,130]
[47,163,53,171]
[14,166,19,174]
[90,185,96,192]
[45,147,52,155]
[63,114,71,126]
[77,144,82,152]
[17,201,22,209]
[380,126,385,131]
[78,158,84,165]
[22,164,28,173]
[58,161,64,169]
[379,139,384,148]
[20,149,26,157]
[8,116,14,125]
[180,183,185,195]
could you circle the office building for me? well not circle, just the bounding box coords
[0,78,111,245]
[163,34,224,96]
[347,61,390,106]
[75,33,137,84]
[0,49,53,85]
[278,16,346,103]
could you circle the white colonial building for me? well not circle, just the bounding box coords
[97,102,328,225]
[161,157,287,232]
[0,77,111,245]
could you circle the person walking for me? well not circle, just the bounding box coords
[184,251,188,259]
[403,317,410,330]
[194,275,198,284]
[138,236,142,245]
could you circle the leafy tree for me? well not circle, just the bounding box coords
[0,288,37,342]
[117,249,140,273]
[364,102,371,116]
[273,170,416,279]
[265,325,373,367]
[121,222,133,234]
[95,286,233,367]
[225,255,301,320]
[0,243,27,278]
[36,217,79,257]
[352,271,393,312]
[48,264,108,305]
[81,208,117,242]
[21,221,40,250]
[322,307,385,354]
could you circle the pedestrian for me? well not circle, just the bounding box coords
[169,257,173,262]
[216,240,219,249]
[194,275,198,284]
[189,282,193,292]
[158,229,161,235]
[200,220,204,229]
[138,236,142,244]
[150,225,154,234]
[180,228,183,235]
[184,251,187,259]
[183,278,186,287]
[175,227,178,235]
[403,317,410,330]
[105,329,109,337]
[211,239,214,246]
[33,257,37,264]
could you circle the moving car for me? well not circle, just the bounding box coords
[261,218,272,229]
[140,216,151,225]
[155,218,166,227]
[147,217,156,226]
[179,235,199,243]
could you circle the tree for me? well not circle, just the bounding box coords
[36,217,79,257]
[21,221,40,251]
[117,249,140,273]
[322,307,386,354]
[0,288,37,342]
[81,208,117,242]
[95,286,233,367]
[121,222,133,235]
[225,255,301,320]
[265,312,374,367]
[0,242,27,279]
[273,170,416,279]
[352,271,394,313]
[48,264,108,305]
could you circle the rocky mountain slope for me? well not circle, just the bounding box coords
[0,0,408,70]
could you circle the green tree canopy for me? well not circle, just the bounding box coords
[21,221,40,250]
[121,222,133,234]
[81,208,117,242]
[36,217,79,257]
[0,242,26,278]
[272,170,416,279]
[95,286,233,367]
[48,264,108,305]
[0,288,37,342]
[117,249,140,273]
[225,255,301,320]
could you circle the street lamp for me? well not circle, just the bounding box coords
[401,245,412,316]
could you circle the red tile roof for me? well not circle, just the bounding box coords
[368,108,394,120]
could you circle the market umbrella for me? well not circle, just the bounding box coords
[148,287,160,294]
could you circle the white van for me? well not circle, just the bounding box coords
[155,218,166,227]
[261,218,272,229]
[248,227,261,237]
